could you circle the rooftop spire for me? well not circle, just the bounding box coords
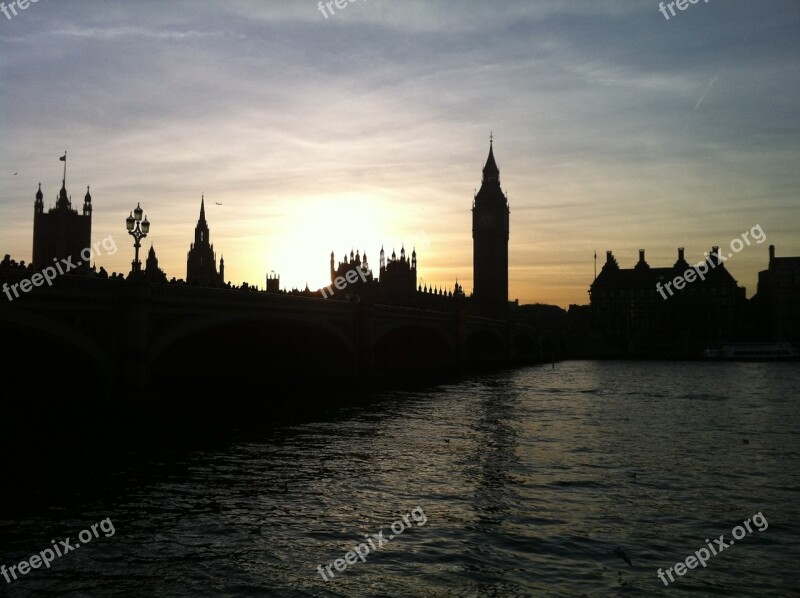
[57,179,69,208]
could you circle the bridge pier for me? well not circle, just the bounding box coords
[121,282,152,393]
[356,303,376,377]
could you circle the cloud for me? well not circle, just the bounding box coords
[1,0,798,305]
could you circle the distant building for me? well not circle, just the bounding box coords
[266,272,280,293]
[566,304,591,337]
[32,175,92,270]
[144,244,168,283]
[512,302,568,357]
[472,139,509,319]
[590,247,745,355]
[186,196,224,286]
[513,303,567,331]
[752,245,800,342]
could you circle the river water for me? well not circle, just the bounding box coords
[1,361,798,597]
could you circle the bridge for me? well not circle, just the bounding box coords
[0,272,543,400]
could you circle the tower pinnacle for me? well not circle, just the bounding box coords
[482,139,499,183]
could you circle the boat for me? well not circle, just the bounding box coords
[703,342,800,361]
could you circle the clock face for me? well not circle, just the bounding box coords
[480,212,496,227]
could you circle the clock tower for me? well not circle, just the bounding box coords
[472,138,510,319]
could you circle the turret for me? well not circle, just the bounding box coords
[34,183,43,215]
[83,186,92,217]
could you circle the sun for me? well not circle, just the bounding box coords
[266,194,392,291]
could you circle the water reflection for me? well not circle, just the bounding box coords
[1,363,798,597]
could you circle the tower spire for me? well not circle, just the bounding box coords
[482,137,499,183]
[188,193,222,286]
[472,138,509,319]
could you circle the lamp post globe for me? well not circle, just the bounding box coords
[126,205,149,276]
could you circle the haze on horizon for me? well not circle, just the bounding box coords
[1,0,798,307]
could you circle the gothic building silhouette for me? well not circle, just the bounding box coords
[329,249,374,298]
[379,245,417,303]
[472,139,510,319]
[186,196,225,286]
[323,242,469,309]
[32,175,92,269]
[326,246,416,302]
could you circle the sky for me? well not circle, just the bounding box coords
[1,0,798,307]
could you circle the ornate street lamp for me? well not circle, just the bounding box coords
[126,203,150,276]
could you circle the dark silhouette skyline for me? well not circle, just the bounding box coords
[1,140,797,354]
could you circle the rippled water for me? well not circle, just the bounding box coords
[1,361,799,597]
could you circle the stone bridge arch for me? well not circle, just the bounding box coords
[370,319,458,377]
[148,313,358,396]
[465,328,508,365]
[0,309,114,397]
